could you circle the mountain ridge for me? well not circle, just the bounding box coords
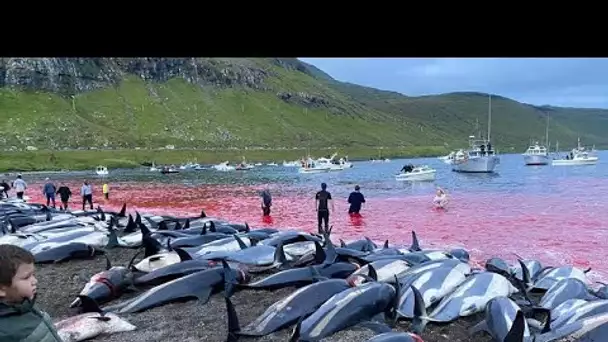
[1,57,607,152]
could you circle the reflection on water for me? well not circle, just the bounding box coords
[18,151,608,282]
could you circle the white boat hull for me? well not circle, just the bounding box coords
[298,167,331,174]
[523,154,549,166]
[552,157,598,166]
[395,171,436,181]
[451,156,500,173]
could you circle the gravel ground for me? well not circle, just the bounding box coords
[35,249,499,342]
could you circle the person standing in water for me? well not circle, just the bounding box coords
[80,181,93,210]
[315,182,334,234]
[102,183,109,200]
[347,185,366,215]
[56,182,72,211]
[433,187,449,209]
[12,175,27,200]
[42,178,56,208]
[260,189,272,216]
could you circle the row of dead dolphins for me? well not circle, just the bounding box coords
[1,200,608,341]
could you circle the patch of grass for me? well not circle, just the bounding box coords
[0,147,448,172]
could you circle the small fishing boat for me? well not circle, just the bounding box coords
[95,165,109,176]
[395,165,436,181]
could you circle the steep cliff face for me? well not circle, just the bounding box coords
[0,58,295,95]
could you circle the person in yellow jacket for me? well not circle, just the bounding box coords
[102,183,109,200]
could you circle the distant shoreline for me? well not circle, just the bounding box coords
[0,146,449,173]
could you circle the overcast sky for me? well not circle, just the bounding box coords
[298,58,608,109]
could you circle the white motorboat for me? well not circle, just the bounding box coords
[552,138,599,166]
[523,142,549,166]
[283,160,299,167]
[95,165,108,176]
[395,165,436,181]
[438,152,455,164]
[213,161,236,172]
[523,113,550,166]
[450,95,500,173]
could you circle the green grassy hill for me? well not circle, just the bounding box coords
[1,57,607,154]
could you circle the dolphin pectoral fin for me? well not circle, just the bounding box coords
[288,316,304,342]
[357,320,392,334]
[309,266,327,282]
[410,285,429,335]
[468,319,488,335]
[504,311,526,342]
[194,287,213,304]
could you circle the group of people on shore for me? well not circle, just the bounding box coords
[0,175,110,211]
[259,182,449,234]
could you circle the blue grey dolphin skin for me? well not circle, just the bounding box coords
[365,332,423,342]
[293,280,399,341]
[225,278,352,338]
[103,263,248,314]
[363,253,431,265]
[533,266,590,290]
[339,237,377,252]
[485,257,512,277]
[33,242,102,263]
[400,259,471,281]
[549,299,608,329]
[534,312,608,342]
[512,259,544,282]
[225,240,290,266]
[260,231,324,247]
[133,259,217,286]
[469,296,531,341]
[169,232,229,248]
[397,264,469,318]
[412,271,519,332]
[242,262,358,290]
[539,278,597,310]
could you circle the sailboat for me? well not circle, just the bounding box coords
[450,94,500,173]
[522,113,550,166]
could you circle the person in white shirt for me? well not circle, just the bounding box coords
[80,181,93,210]
[12,175,27,200]
[433,187,449,209]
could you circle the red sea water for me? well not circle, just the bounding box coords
[21,152,608,283]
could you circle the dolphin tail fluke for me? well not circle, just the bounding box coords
[78,295,103,314]
[106,222,119,249]
[225,297,241,342]
[504,310,526,342]
[118,203,126,217]
[313,241,326,265]
[513,259,534,304]
[135,212,142,225]
[127,248,144,271]
[367,264,378,282]
[410,285,429,335]
[221,260,238,298]
[386,275,401,327]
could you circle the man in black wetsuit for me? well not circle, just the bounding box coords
[315,182,334,234]
[347,185,366,215]
[0,180,10,199]
[56,182,72,211]
[260,189,272,216]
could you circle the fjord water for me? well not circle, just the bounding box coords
[25,151,608,281]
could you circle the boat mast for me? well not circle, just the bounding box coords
[487,94,492,143]
[545,113,550,146]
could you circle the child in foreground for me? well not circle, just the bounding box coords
[0,245,63,341]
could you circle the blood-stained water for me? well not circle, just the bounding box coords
[20,152,608,282]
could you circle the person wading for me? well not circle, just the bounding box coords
[56,182,72,211]
[260,189,272,216]
[80,181,93,210]
[347,185,366,215]
[12,175,27,200]
[315,182,334,234]
[42,178,56,208]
